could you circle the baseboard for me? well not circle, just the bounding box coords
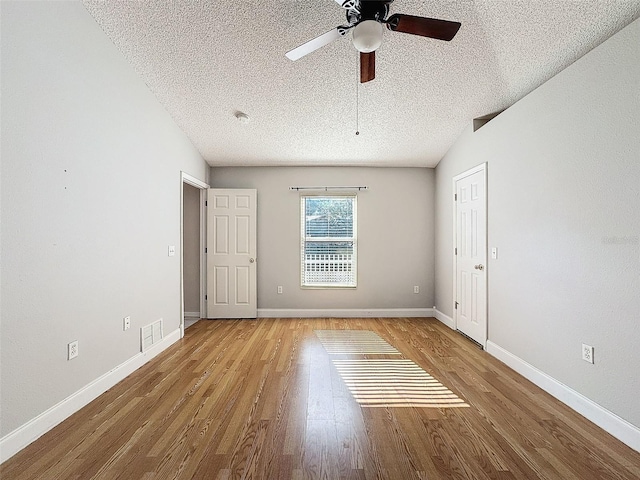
[434,309,455,329]
[257,308,434,318]
[183,311,200,319]
[0,328,181,463]
[486,341,640,453]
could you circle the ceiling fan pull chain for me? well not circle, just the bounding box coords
[355,54,360,135]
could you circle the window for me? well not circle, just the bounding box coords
[301,195,357,287]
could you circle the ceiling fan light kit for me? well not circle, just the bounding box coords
[352,20,383,53]
[286,0,462,83]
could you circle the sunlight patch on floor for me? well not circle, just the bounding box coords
[314,330,401,355]
[333,359,469,408]
[314,330,468,408]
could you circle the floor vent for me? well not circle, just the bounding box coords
[141,318,163,352]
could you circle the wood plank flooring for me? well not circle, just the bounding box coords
[2,318,639,479]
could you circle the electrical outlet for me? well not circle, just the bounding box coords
[413,286,420,294]
[277,286,283,294]
[123,316,131,331]
[582,343,594,364]
[168,245,176,257]
[68,340,78,360]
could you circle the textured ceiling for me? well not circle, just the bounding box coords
[82,1,640,168]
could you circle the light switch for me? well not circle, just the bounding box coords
[491,247,498,259]
[168,245,176,257]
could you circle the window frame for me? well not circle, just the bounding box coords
[300,194,358,289]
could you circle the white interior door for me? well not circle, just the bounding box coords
[454,165,487,346]
[207,189,257,319]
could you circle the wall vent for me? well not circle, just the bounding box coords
[473,110,504,132]
[141,318,163,352]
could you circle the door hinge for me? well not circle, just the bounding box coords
[205,200,208,206]
[205,247,208,253]
[455,301,459,310]
[454,193,457,201]
[455,247,457,255]
[205,295,207,300]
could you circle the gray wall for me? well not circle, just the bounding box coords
[1,2,207,436]
[210,167,435,311]
[434,19,639,428]
[183,183,201,314]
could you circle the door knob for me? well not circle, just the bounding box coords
[249,258,255,263]
[474,264,484,271]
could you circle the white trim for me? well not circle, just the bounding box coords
[0,329,181,463]
[184,311,201,319]
[181,171,209,190]
[487,341,640,453]
[452,163,486,181]
[452,162,488,346]
[258,308,434,318]
[434,308,455,329]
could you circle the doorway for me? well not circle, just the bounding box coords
[453,163,487,347]
[181,172,209,337]
[183,183,200,329]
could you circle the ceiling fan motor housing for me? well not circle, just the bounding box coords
[347,0,392,24]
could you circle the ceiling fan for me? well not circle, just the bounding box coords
[285,0,461,83]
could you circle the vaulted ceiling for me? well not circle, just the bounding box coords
[82,1,640,167]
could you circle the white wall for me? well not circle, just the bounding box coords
[210,167,435,313]
[435,19,640,428]
[0,0,207,441]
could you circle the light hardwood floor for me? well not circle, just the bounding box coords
[2,318,639,479]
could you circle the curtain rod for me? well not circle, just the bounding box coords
[289,186,368,192]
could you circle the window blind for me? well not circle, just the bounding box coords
[301,195,357,287]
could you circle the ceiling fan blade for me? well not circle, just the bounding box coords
[386,14,461,41]
[360,51,375,83]
[286,27,348,61]
[333,0,361,12]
